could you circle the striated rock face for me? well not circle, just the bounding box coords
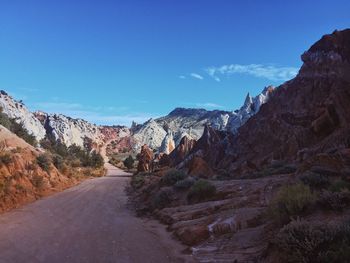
[0,91,46,141]
[137,144,154,173]
[168,136,196,167]
[159,131,175,154]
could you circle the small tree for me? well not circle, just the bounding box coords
[123,155,134,170]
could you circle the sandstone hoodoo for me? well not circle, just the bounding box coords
[137,144,154,173]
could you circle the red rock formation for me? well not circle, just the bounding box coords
[168,135,196,166]
[174,29,350,177]
[137,144,154,172]
[188,156,214,178]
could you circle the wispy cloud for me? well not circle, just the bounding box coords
[206,64,299,82]
[190,73,204,80]
[195,102,224,108]
[179,75,186,79]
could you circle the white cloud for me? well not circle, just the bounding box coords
[206,64,299,82]
[195,102,224,108]
[179,75,186,79]
[190,73,204,80]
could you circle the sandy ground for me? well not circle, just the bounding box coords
[0,163,194,263]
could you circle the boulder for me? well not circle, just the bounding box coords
[137,144,154,172]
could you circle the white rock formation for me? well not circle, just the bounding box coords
[42,113,104,147]
[132,119,167,152]
[0,90,46,141]
[227,86,275,133]
[132,86,275,151]
[159,131,176,154]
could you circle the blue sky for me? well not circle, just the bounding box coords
[0,0,349,126]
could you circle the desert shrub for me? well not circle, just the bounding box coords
[0,107,12,129]
[15,184,25,192]
[10,121,37,146]
[0,107,36,146]
[187,179,216,203]
[36,154,51,172]
[123,155,134,170]
[52,155,64,170]
[329,179,350,192]
[161,169,186,186]
[318,190,350,211]
[131,175,145,189]
[87,151,104,168]
[70,158,81,167]
[31,174,44,189]
[174,177,196,190]
[300,172,330,189]
[152,188,173,209]
[0,180,11,196]
[269,183,315,223]
[275,218,350,263]
[0,153,12,165]
[79,150,104,168]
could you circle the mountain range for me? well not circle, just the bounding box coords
[0,85,275,155]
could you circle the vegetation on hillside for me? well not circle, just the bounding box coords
[40,135,104,170]
[0,107,37,146]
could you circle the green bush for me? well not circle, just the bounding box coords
[318,190,350,211]
[300,172,330,189]
[36,154,51,173]
[174,177,196,190]
[161,169,187,186]
[152,188,173,209]
[275,218,350,263]
[269,183,315,223]
[329,179,350,192]
[0,107,12,129]
[0,153,12,165]
[52,154,64,170]
[0,107,37,146]
[88,151,104,168]
[0,180,11,196]
[123,155,134,170]
[31,174,44,189]
[10,121,37,146]
[131,175,145,189]
[187,179,216,203]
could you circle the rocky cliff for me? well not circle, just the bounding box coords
[0,91,46,141]
[173,29,350,177]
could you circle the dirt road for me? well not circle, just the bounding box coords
[0,164,192,263]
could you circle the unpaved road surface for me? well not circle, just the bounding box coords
[0,164,192,263]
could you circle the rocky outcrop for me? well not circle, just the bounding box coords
[99,126,132,154]
[0,124,81,212]
[34,112,104,148]
[168,136,196,167]
[132,87,274,152]
[227,86,275,133]
[159,131,175,154]
[132,119,167,152]
[0,91,46,141]
[173,29,350,177]
[137,144,154,172]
